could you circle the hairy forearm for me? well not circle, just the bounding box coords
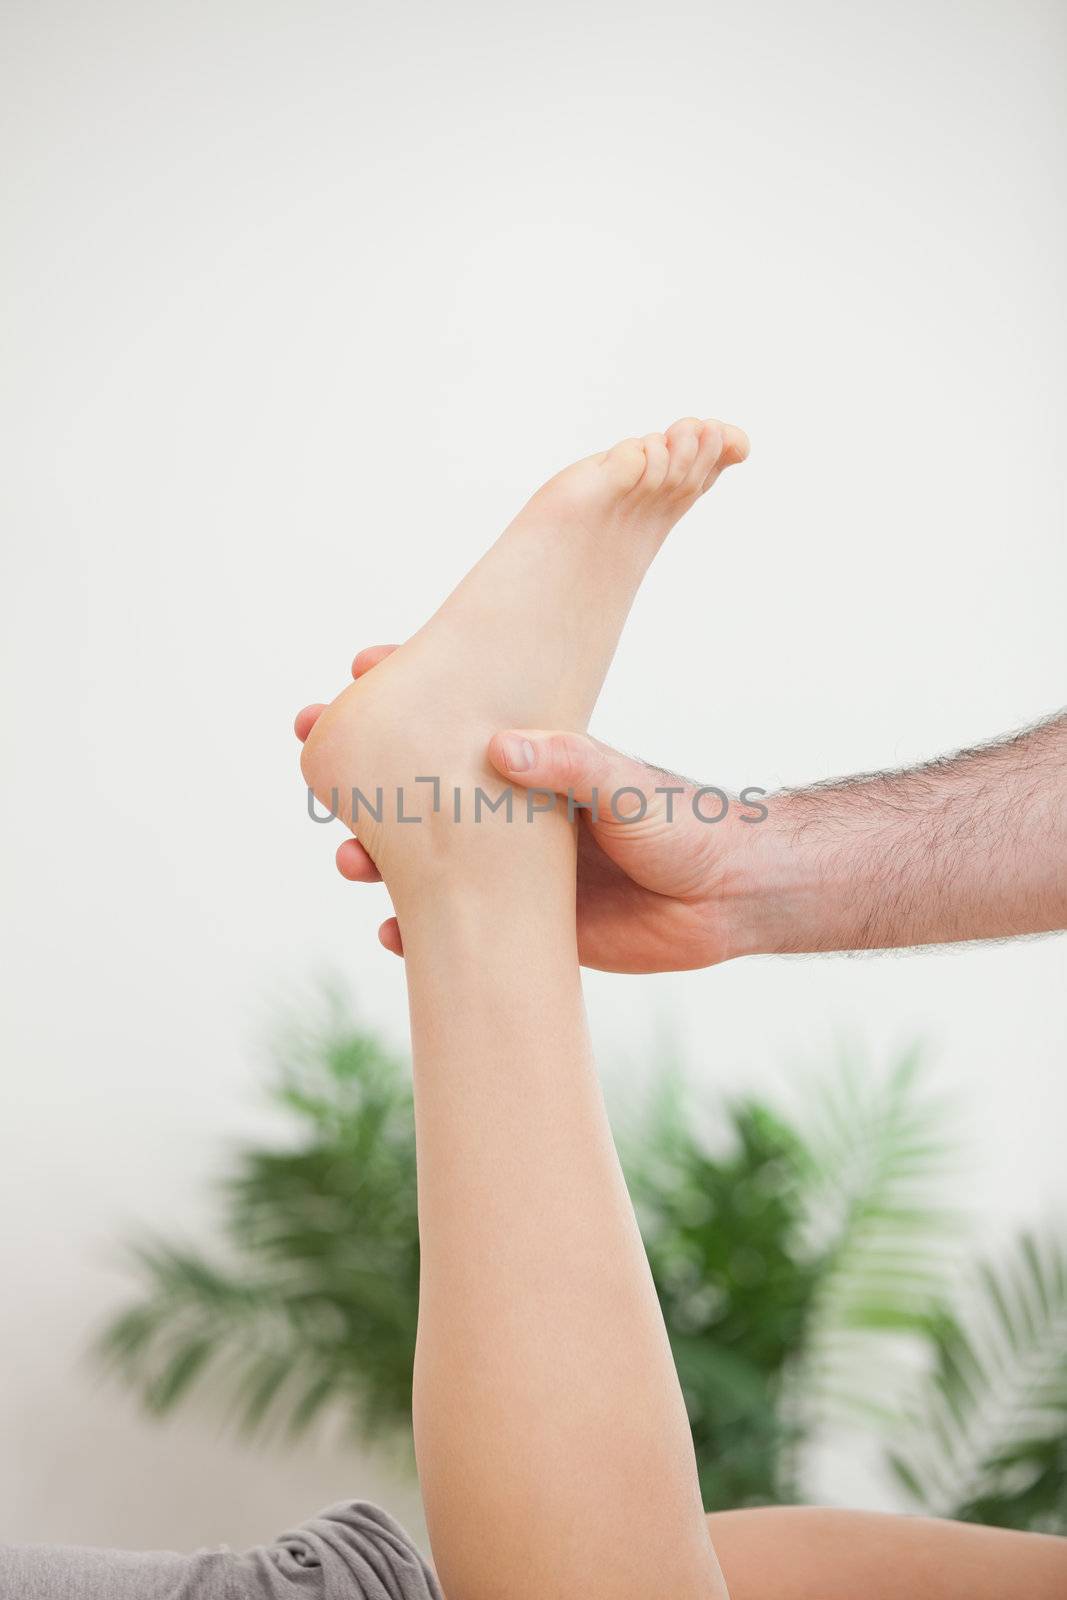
[395,822,725,1600]
[737,711,1067,957]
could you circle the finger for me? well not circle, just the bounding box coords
[351,644,399,679]
[336,838,382,883]
[378,916,403,956]
[295,703,327,742]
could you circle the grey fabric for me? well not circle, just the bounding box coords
[0,1501,443,1600]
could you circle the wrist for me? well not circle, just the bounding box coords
[710,794,829,960]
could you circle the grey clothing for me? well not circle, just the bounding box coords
[0,1501,442,1600]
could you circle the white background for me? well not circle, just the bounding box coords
[2,0,1065,1554]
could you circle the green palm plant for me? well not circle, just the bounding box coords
[96,999,1067,1531]
[888,1232,1067,1531]
[621,1046,960,1508]
[777,1048,964,1434]
[100,1001,420,1446]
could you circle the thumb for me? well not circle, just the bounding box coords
[486,729,722,900]
[489,732,633,812]
[487,729,645,814]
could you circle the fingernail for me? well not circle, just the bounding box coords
[502,735,536,772]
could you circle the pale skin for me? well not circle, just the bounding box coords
[299,689,1067,974]
[296,421,1066,1597]
[302,417,745,1600]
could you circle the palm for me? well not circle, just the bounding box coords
[574,821,728,973]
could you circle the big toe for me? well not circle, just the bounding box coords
[717,421,750,468]
[698,420,749,492]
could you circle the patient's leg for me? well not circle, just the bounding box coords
[301,422,746,1599]
[708,1506,1067,1599]
[399,844,725,1600]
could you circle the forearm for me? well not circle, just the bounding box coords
[736,711,1067,957]
[708,1507,1067,1600]
[395,820,725,1600]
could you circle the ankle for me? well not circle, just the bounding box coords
[383,820,580,984]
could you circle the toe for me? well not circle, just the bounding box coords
[664,418,702,488]
[690,420,725,492]
[719,423,750,467]
[600,437,648,494]
[699,420,750,491]
[352,644,398,679]
[295,703,327,742]
[638,432,670,491]
[336,838,382,882]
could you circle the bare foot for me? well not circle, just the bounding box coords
[300,417,748,888]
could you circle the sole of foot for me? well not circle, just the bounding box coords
[301,417,748,882]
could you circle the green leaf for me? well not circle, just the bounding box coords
[93,999,1067,1533]
[781,1046,962,1435]
[889,1229,1067,1532]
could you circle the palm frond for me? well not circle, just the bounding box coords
[784,1046,964,1431]
[95,1003,421,1446]
[888,1229,1067,1532]
[95,1005,1067,1532]
[624,1067,824,1506]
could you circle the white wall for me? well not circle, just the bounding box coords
[2,0,1065,1551]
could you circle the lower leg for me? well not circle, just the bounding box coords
[395,819,728,1600]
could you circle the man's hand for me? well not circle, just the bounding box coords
[294,645,770,973]
[486,708,1067,965]
[297,658,1067,969]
